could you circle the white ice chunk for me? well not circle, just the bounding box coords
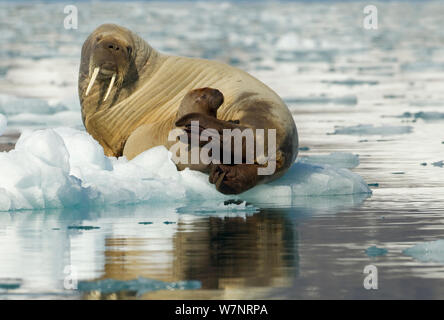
[0,128,372,211]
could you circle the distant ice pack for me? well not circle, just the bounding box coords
[0,127,371,211]
[331,124,413,136]
[0,114,7,136]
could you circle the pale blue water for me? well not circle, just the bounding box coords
[1,1,444,299]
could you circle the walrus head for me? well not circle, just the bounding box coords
[175,87,224,123]
[79,24,153,104]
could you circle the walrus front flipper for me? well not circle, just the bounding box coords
[175,112,242,133]
[209,163,260,195]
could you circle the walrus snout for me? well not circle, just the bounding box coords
[95,34,132,55]
[100,39,122,52]
[85,36,133,101]
[192,87,224,111]
[93,38,129,71]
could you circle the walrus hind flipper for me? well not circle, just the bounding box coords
[209,163,260,195]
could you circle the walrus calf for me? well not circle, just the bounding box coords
[175,87,224,122]
[79,24,298,194]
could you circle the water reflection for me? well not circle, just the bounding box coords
[83,208,300,299]
[3,189,444,299]
[0,195,370,299]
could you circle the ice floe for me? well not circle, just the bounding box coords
[396,112,444,121]
[0,113,6,136]
[365,246,388,257]
[284,95,357,106]
[432,161,444,168]
[331,124,413,136]
[298,152,360,169]
[0,127,371,211]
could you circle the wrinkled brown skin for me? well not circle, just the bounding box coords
[79,24,155,156]
[79,24,299,195]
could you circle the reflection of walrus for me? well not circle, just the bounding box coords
[79,24,298,194]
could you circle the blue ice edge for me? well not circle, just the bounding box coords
[78,277,201,296]
[403,240,444,263]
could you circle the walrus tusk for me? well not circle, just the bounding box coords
[103,73,116,102]
[85,67,99,96]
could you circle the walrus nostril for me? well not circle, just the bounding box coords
[103,42,120,51]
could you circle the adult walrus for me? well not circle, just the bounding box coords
[78,24,298,194]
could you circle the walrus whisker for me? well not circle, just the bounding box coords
[85,67,100,96]
[103,73,116,102]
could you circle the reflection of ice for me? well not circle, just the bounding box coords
[365,246,388,257]
[78,277,201,296]
[0,204,185,296]
[403,240,444,263]
[285,95,357,106]
[0,128,371,211]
